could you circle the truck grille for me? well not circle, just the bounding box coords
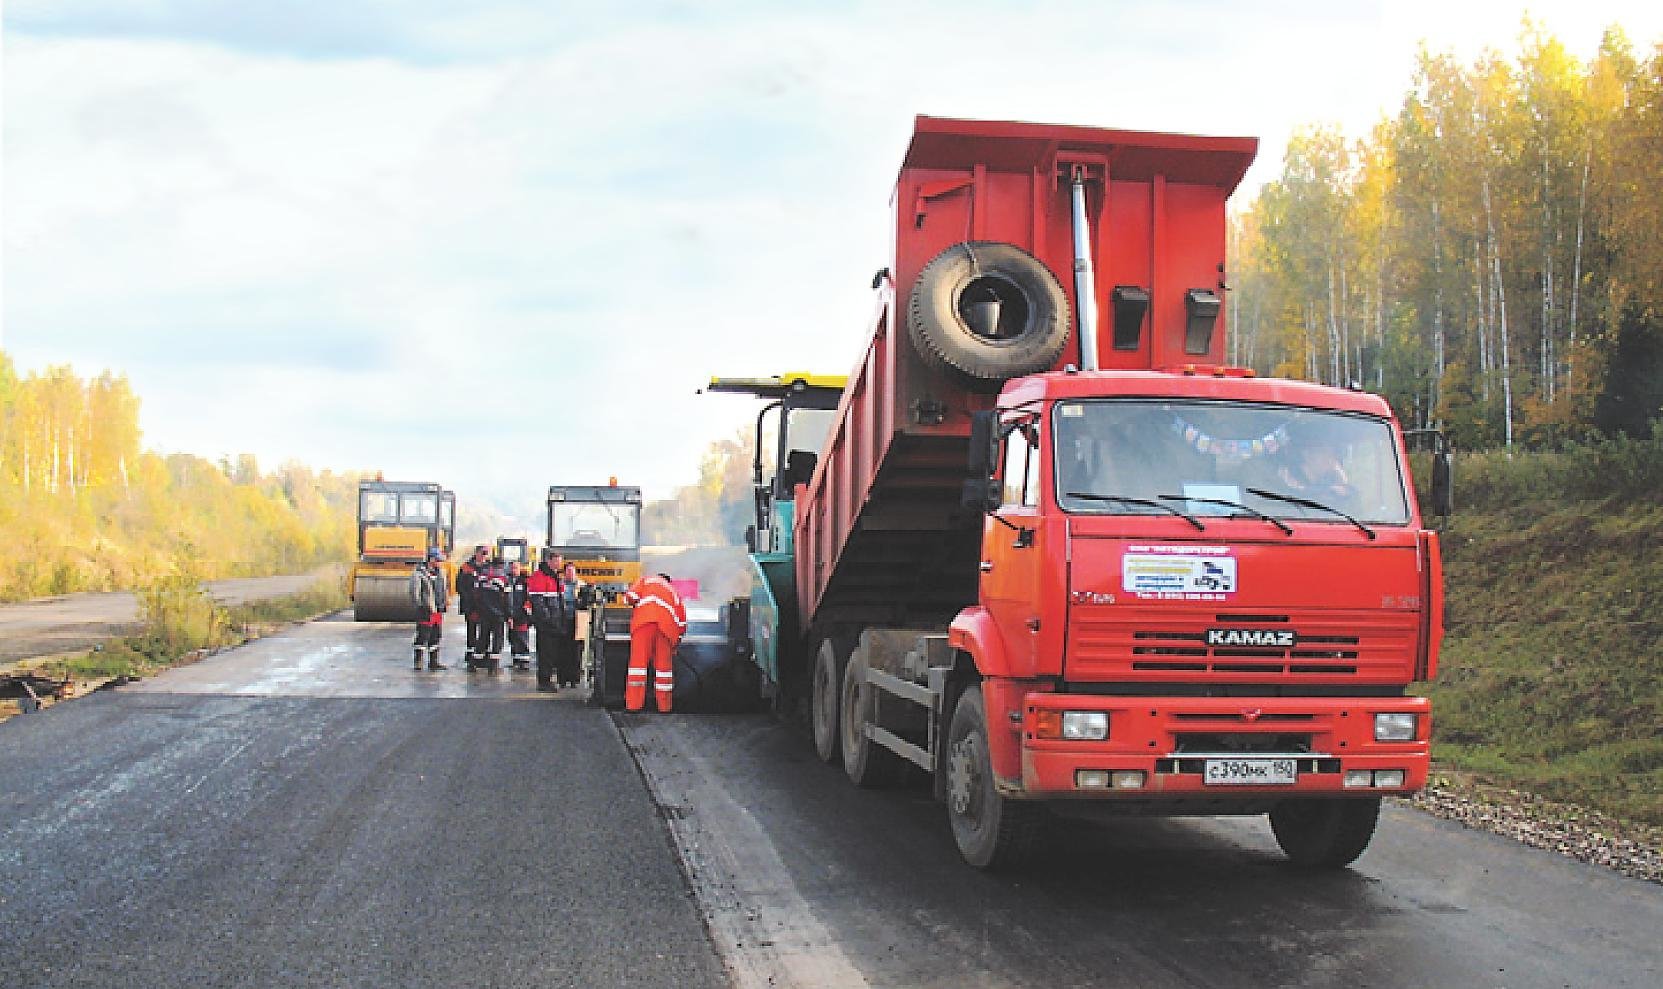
[1069,608,1418,681]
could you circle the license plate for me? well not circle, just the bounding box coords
[1203,758,1298,785]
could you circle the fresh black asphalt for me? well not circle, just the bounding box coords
[0,688,725,988]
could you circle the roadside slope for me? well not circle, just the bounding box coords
[1427,439,1663,826]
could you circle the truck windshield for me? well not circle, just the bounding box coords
[551,501,640,550]
[1053,400,1410,525]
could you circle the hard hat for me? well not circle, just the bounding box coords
[426,547,444,560]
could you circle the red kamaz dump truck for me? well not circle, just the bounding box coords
[713,116,1449,869]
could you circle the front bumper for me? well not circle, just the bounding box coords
[1015,692,1430,800]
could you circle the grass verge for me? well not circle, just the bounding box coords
[1422,433,1663,827]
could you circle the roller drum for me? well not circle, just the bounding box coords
[352,571,424,622]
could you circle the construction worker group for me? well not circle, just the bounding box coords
[408,545,685,710]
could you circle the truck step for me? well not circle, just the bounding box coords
[865,725,932,770]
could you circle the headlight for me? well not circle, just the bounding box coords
[1374,712,1418,741]
[1061,711,1109,740]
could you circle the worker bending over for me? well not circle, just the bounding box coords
[623,573,686,712]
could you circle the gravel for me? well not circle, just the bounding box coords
[1399,772,1663,884]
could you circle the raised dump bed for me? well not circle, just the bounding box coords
[795,116,1257,636]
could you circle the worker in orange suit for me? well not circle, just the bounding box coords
[623,573,686,712]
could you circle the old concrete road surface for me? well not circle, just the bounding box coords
[0,615,725,989]
[0,571,333,664]
[619,714,1663,989]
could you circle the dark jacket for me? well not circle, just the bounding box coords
[507,571,531,628]
[472,564,509,619]
[526,563,574,632]
[455,561,481,612]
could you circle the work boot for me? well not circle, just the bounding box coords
[536,681,558,693]
[427,650,448,671]
[413,647,425,670]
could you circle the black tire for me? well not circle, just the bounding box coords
[908,241,1071,388]
[944,685,1045,869]
[811,638,848,764]
[1269,797,1381,868]
[841,648,905,787]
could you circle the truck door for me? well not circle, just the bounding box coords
[981,421,1044,673]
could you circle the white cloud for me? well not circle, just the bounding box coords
[5,0,1662,515]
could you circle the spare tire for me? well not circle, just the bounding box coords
[908,241,1071,388]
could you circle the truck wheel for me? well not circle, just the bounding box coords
[811,638,847,764]
[841,648,903,787]
[908,241,1070,388]
[944,685,1044,869]
[1269,797,1381,868]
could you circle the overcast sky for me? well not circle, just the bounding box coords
[4,1,1661,520]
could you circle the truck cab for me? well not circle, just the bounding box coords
[946,369,1441,847]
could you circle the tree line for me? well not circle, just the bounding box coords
[1231,23,1663,449]
[642,426,754,546]
[0,352,357,601]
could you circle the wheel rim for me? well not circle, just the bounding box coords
[814,655,836,736]
[947,732,984,821]
[841,664,861,756]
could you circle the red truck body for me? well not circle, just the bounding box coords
[796,117,1255,630]
[780,116,1440,868]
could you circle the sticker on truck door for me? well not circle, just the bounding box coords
[1122,546,1236,600]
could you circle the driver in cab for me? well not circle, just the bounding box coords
[1278,439,1356,503]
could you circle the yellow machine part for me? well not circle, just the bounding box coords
[570,559,642,588]
[350,560,427,622]
[362,526,431,560]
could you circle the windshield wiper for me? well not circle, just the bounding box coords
[1156,494,1294,536]
[1066,492,1206,531]
[1246,488,1377,540]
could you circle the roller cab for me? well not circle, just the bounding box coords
[349,479,455,622]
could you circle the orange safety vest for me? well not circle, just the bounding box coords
[625,574,687,641]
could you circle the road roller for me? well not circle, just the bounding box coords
[545,481,642,707]
[348,479,457,621]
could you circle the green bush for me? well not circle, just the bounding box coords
[1434,424,1663,512]
[127,563,233,661]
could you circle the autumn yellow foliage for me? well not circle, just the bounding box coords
[0,352,357,601]
[1231,24,1663,450]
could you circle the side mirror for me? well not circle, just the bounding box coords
[1403,428,1454,520]
[1430,451,1454,517]
[744,524,758,554]
[963,410,1002,513]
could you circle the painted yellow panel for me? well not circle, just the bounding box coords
[571,560,641,585]
[364,526,429,558]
